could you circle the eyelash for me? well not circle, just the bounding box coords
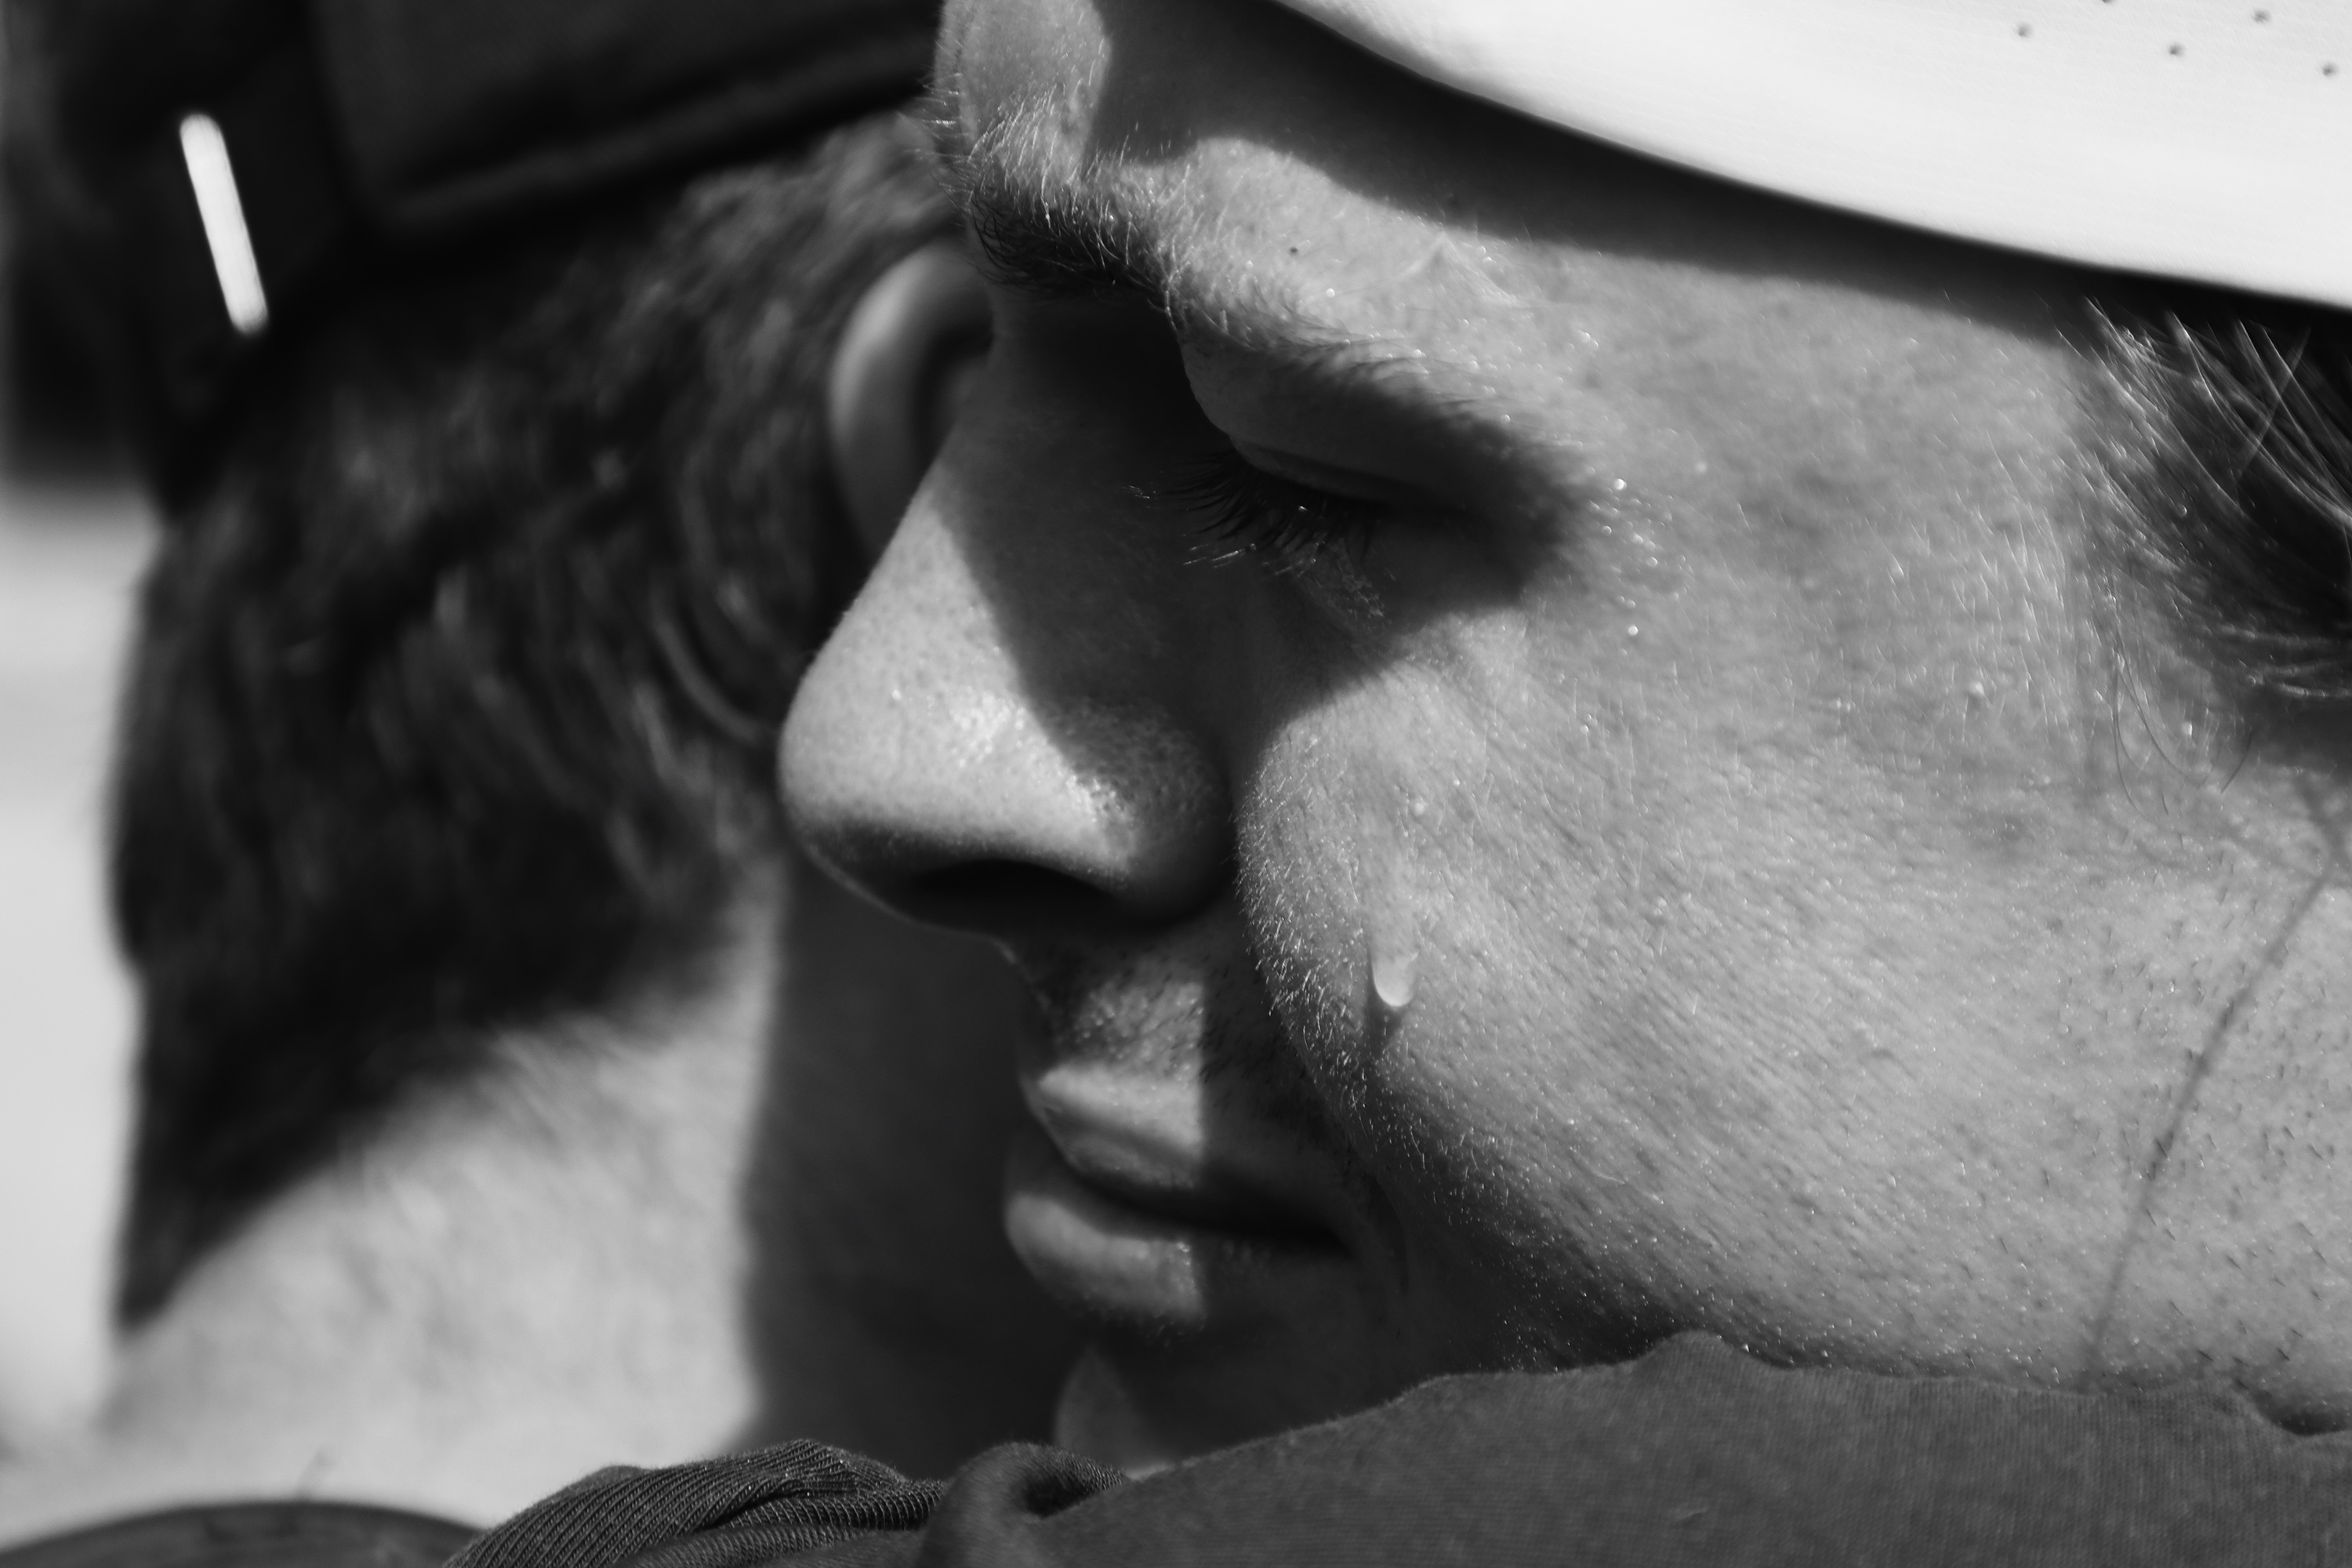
[1137,448,1384,572]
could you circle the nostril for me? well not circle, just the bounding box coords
[898,859,1139,936]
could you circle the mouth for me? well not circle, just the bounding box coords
[1004,1072,1353,1340]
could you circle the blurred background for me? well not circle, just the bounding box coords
[0,190,154,1452]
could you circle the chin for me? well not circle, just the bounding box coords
[1004,1120,1414,1467]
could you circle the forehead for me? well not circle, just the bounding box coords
[938,0,2082,431]
[942,0,1530,368]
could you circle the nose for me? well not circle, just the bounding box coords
[781,420,1231,936]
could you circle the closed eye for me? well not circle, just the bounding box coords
[1132,445,1387,572]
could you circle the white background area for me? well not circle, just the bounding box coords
[0,480,149,1452]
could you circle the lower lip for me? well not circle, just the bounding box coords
[1004,1125,1348,1338]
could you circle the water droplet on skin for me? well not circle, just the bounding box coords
[1367,862,1420,1023]
[1372,942,1418,1011]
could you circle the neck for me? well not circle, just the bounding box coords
[0,907,779,1544]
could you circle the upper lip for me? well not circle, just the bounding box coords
[1023,1066,1346,1245]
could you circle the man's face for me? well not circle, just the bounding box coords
[784,0,2352,1465]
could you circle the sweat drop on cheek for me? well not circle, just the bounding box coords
[1371,939,1417,1011]
[1367,805,1425,1022]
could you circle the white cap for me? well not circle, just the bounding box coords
[1269,0,2352,311]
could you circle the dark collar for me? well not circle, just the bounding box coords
[0,1500,475,1568]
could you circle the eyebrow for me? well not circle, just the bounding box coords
[932,92,1563,496]
[947,141,1174,310]
[927,82,1370,351]
[919,78,1126,296]
[949,138,1434,396]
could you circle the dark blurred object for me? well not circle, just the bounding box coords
[5,0,938,505]
[2,244,126,482]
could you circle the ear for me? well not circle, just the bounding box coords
[826,239,994,561]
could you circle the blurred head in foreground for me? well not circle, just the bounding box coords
[1,0,1068,1526]
[782,0,2352,1471]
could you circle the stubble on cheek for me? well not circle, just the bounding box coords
[1229,706,1687,1373]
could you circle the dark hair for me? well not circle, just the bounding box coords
[104,114,950,1323]
[2086,291,2352,725]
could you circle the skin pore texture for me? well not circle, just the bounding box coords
[782,0,2352,1474]
[0,852,1069,1541]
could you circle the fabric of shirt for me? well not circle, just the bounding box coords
[451,1333,2352,1567]
[0,1501,474,1568]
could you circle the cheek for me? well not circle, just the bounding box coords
[1229,544,2156,1362]
[1230,604,1712,1274]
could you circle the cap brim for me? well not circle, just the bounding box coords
[1276,0,2352,312]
